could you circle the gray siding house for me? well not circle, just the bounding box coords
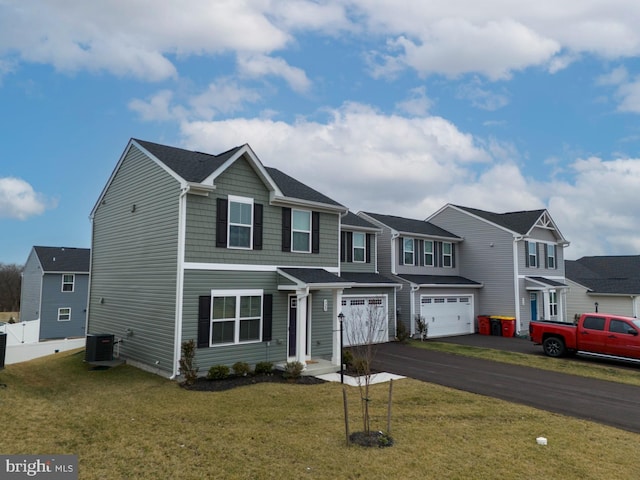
[358,212,482,338]
[427,204,570,333]
[565,256,640,319]
[20,246,90,340]
[339,212,400,345]
[88,138,358,378]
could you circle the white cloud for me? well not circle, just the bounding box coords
[0,177,50,220]
[178,107,640,259]
[457,81,510,111]
[395,86,432,116]
[237,54,311,93]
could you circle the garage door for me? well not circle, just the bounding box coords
[420,295,473,338]
[341,296,389,346]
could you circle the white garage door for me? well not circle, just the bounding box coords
[420,295,473,338]
[341,295,389,346]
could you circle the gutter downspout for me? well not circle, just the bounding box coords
[171,186,189,380]
[391,232,399,275]
[296,286,310,368]
[410,283,420,336]
[513,235,524,333]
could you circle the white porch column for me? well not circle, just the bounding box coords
[332,289,344,366]
[542,290,551,320]
[295,291,308,366]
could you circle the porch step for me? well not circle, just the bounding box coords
[275,359,340,376]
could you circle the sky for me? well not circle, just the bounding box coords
[2,0,640,265]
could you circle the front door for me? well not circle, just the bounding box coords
[288,295,310,358]
[530,293,538,321]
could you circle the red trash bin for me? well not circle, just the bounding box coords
[500,317,516,337]
[477,315,491,335]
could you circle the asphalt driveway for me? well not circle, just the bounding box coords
[371,337,640,434]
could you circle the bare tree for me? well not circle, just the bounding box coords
[0,263,22,312]
[344,298,392,444]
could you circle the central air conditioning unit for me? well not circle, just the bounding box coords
[85,334,115,362]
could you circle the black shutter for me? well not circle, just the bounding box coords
[437,242,443,267]
[216,198,228,248]
[253,203,263,250]
[417,240,424,267]
[366,234,372,263]
[262,294,273,342]
[536,242,540,268]
[544,244,548,268]
[399,237,404,265]
[346,232,353,262]
[340,231,347,262]
[197,295,211,348]
[282,207,291,252]
[524,241,530,267]
[452,243,456,268]
[312,212,320,254]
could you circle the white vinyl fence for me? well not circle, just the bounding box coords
[0,319,40,345]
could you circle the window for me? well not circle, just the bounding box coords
[547,244,556,269]
[292,210,311,252]
[353,232,366,262]
[549,291,557,317]
[442,242,453,268]
[228,196,253,249]
[210,290,262,345]
[62,274,75,292]
[424,241,434,266]
[403,238,414,265]
[528,241,538,267]
[609,319,635,334]
[58,307,71,322]
[583,316,605,331]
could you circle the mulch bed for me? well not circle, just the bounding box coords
[181,373,327,392]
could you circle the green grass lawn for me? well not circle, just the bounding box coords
[0,348,639,479]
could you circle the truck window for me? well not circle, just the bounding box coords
[583,316,605,331]
[610,319,634,334]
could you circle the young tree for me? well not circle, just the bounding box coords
[344,298,390,441]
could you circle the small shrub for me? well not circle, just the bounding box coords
[254,361,274,375]
[232,361,251,377]
[395,320,410,343]
[179,339,198,386]
[342,349,354,368]
[207,365,230,380]
[352,356,369,376]
[282,361,304,381]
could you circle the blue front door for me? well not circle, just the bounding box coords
[530,293,538,321]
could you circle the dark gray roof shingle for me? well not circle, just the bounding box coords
[279,268,353,285]
[341,212,379,230]
[265,167,344,207]
[453,205,546,235]
[134,139,344,208]
[362,212,460,239]
[135,139,241,183]
[339,272,400,285]
[565,256,640,294]
[397,274,481,286]
[34,246,90,272]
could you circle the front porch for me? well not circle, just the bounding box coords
[276,358,340,376]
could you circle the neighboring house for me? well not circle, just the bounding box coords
[338,212,401,345]
[565,256,640,319]
[427,204,570,333]
[358,212,482,338]
[20,246,90,340]
[88,138,358,378]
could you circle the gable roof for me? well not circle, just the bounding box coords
[33,246,90,273]
[433,204,569,243]
[360,212,460,240]
[565,256,640,294]
[341,211,381,231]
[94,138,345,215]
[135,139,242,183]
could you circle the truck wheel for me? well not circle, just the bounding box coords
[542,337,565,357]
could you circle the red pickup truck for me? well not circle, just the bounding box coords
[530,313,640,359]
